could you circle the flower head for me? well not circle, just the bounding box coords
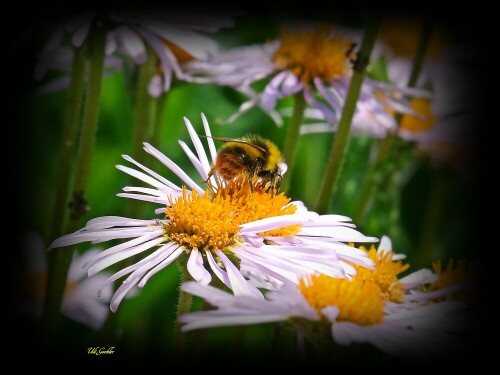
[185,22,428,135]
[49,114,376,312]
[35,9,235,97]
[179,273,470,360]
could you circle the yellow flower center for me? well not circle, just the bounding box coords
[400,98,435,133]
[428,259,478,301]
[164,181,300,252]
[272,25,356,83]
[353,244,409,302]
[379,16,448,59]
[299,274,384,326]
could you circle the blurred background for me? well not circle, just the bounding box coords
[11,6,483,364]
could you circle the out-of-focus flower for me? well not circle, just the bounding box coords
[20,232,113,329]
[49,114,376,312]
[35,9,235,97]
[179,272,470,360]
[185,22,429,136]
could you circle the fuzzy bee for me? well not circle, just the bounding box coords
[202,134,287,193]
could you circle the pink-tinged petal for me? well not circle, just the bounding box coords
[82,230,164,268]
[142,143,205,194]
[110,279,140,313]
[181,281,236,306]
[116,164,171,191]
[215,250,263,299]
[115,25,146,64]
[401,268,437,288]
[121,154,181,191]
[321,306,340,322]
[331,322,365,346]
[139,29,173,92]
[101,243,178,287]
[239,213,318,234]
[178,141,207,181]
[187,249,211,285]
[72,20,92,48]
[82,216,158,231]
[143,23,219,60]
[87,237,166,276]
[148,74,163,98]
[205,250,231,289]
[137,248,184,287]
[201,113,218,164]
[183,117,212,177]
[181,314,286,332]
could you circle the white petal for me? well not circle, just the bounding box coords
[143,143,204,194]
[205,250,231,289]
[116,25,147,64]
[239,213,318,234]
[215,250,263,299]
[187,249,211,284]
[201,113,218,164]
[88,237,166,276]
[138,248,184,286]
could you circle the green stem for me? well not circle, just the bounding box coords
[49,46,86,241]
[417,168,446,266]
[352,17,434,225]
[43,22,106,334]
[172,259,193,359]
[131,45,157,165]
[280,93,306,194]
[150,91,168,147]
[189,276,226,361]
[315,16,381,214]
[126,46,157,219]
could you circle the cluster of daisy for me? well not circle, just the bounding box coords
[35,9,479,363]
[48,114,478,361]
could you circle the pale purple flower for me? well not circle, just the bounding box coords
[184,24,430,134]
[35,9,235,97]
[179,277,471,360]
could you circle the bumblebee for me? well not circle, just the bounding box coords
[203,134,287,193]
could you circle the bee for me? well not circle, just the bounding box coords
[201,134,287,193]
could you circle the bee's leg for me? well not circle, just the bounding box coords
[204,167,217,195]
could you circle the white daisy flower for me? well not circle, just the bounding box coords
[49,114,376,312]
[179,273,471,361]
[35,9,235,97]
[21,232,113,329]
[185,23,429,134]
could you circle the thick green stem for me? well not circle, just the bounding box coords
[315,16,380,214]
[43,23,106,334]
[352,17,434,225]
[417,168,446,266]
[131,45,157,165]
[49,46,86,241]
[280,93,306,193]
[172,259,193,359]
[189,276,226,361]
[126,46,157,219]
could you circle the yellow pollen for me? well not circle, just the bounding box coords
[400,98,435,133]
[354,244,409,302]
[299,274,384,326]
[164,181,300,252]
[428,259,478,301]
[272,25,356,83]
